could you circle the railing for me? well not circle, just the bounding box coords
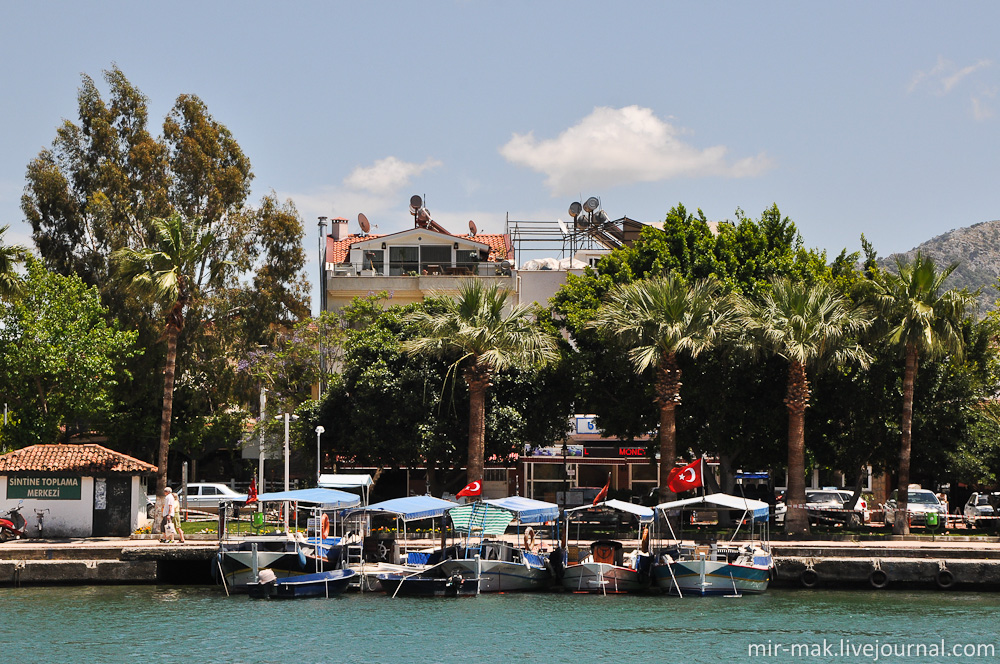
[330,261,510,277]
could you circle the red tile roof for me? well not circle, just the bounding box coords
[0,444,157,474]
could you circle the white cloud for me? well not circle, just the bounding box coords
[909,56,993,96]
[498,106,772,196]
[342,156,442,196]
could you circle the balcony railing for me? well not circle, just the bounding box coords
[330,261,510,277]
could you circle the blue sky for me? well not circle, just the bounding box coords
[2,2,999,314]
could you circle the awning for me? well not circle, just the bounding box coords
[447,502,515,537]
[565,499,655,523]
[317,474,373,489]
[484,496,559,524]
[254,488,361,509]
[343,495,458,522]
[655,493,770,521]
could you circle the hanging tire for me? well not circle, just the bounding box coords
[800,568,819,588]
[869,569,888,589]
[935,569,955,590]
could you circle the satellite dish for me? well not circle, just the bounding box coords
[584,197,600,213]
[358,213,370,234]
[409,195,423,214]
[469,220,478,236]
[568,201,582,218]
[557,218,568,235]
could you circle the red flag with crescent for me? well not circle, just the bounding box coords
[593,476,610,506]
[667,458,703,493]
[246,476,258,504]
[457,480,482,497]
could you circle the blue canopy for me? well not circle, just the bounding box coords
[484,496,559,524]
[254,488,361,509]
[343,495,458,522]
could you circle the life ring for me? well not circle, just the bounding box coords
[869,569,888,589]
[523,527,537,552]
[320,513,330,540]
[800,568,819,588]
[935,569,955,590]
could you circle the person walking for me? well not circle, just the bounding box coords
[161,486,178,543]
[172,488,186,544]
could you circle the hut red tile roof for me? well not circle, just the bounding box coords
[0,444,157,474]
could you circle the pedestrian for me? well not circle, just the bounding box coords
[172,489,186,544]
[161,486,177,543]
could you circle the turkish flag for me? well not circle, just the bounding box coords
[667,459,703,493]
[246,476,258,504]
[457,480,482,497]
[593,476,610,506]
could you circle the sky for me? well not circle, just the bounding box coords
[2,2,999,315]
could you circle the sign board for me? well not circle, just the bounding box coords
[575,416,598,435]
[7,475,82,500]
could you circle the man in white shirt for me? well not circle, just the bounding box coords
[161,486,178,543]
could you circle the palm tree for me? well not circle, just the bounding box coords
[873,252,973,535]
[737,278,873,536]
[590,273,735,503]
[403,280,559,484]
[112,214,228,531]
[0,224,28,302]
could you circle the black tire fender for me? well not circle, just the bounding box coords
[800,568,819,588]
[869,569,888,589]
[935,569,955,590]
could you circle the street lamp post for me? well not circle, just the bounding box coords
[315,425,325,484]
[276,412,299,531]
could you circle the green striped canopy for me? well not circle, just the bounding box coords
[447,502,515,537]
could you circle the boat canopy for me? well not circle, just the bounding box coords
[565,499,655,523]
[655,493,770,521]
[447,502,515,537]
[484,496,559,524]
[317,473,373,489]
[343,495,458,522]
[254,488,361,509]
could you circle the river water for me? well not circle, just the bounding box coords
[5,586,999,664]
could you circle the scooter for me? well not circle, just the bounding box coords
[0,501,27,542]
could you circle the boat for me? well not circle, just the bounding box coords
[653,493,774,597]
[214,487,361,592]
[341,494,459,591]
[376,569,478,597]
[248,568,357,599]
[562,499,656,593]
[437,496,560,593]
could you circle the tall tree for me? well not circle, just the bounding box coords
[0,225,27,301]
[0,259,138,447]
[590,274,734,503]
[737,278,873,536]
[873,252,974,534]
[403,280,559,484]
[112,214,229,530]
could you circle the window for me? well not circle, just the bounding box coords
[420,245,451,272]
[389,246,419,275]
[362,249,384,274]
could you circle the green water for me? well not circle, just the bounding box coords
[4,586,999,664]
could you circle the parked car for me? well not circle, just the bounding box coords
[884,488,946,527]
[837,490,871,525]
[774,500,787,524]
[805,490,850,526]
[963,493,996,528]
[175,483,247,514]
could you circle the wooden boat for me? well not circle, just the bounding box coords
[248,568,356,599]
[653,493,774,597]
[562,500,656,594]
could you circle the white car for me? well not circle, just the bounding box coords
[175,483,247,514]
[884,488,946,528]
[837,490,871,525]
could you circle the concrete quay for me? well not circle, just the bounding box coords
[3,535,1000,590]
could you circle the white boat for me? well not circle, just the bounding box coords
[561,499,656,594]
[342,494,459,591]
[438,496,560,593]
[653,493,774,597]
